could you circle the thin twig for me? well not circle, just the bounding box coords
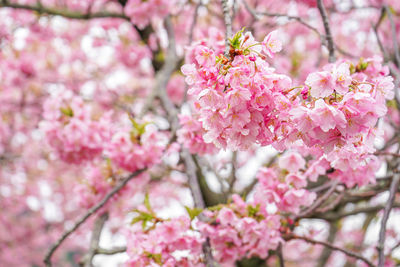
[43,169,146,267]
[188,1,202,45]
[0,1,129,20]
[81,212,109,267]
[277,242,285,267]
[296,180,339,219]
[377,174,400,267]
[221,0,232,56]
[316,223,338,267]
[243,0,320,36]
[385,6,400,67]
[316,191,345,213]
[375,151,400,158]
[373,9,389,61]
[95,246,127,255]
[227,151,237,194]
[317,0,335,62]
[287,234,376,267]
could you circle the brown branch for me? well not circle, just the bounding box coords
[277,242,285,267]
[188,1,203,45]
[95,246,127,255]
[286,234,376,267]
[0,1,129,21]
[243,0,356,59]
[227,151,238,195]
[243,0,321,36]
[372,7,389,60]
[316,223,338,267]
[317,0,335,62]
[81,212,109,267]
[375,151,400,158]
[296,180,339,219]
[385,6,400,67]
[377,174,400,267]
[43,169,146,267]
[221,0,232,56]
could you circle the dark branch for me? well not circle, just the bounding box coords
[43,169,146,267]
[287,234,376,267]
[317,0,336,62]
[221,0,232,56]
[0,1,129,20]
[81,212,109,267]
[95,246,127,255]
[377,174,400,267]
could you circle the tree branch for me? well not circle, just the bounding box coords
[286,234,376,267]
[43,169,146,267]
[0,1,129,20]
[221,0,232,56]
[317,0,336,62]
[277,242,285,267]
[242,0,321,36]
[385,5,400,68]
[95,246,127,255]
[296,180,339,219]
[81,212,109,267]
[316,223,338,267]
[377,174,400,267]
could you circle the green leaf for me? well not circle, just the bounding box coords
[144,252,162,265]
[356,58,369,72]
[228,27,246,49]
[184,206,203,220]
[129,116,149,137]
[60,106,74,117]
[130,209,155,228]
[247,204,260,218]
[144,193,151,211]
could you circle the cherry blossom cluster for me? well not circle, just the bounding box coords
[126,213,204,266]
[40,91,112,164]
[177,114,218,155]
[182,30,291,150]
[106,120,165,172]
[125,0,175,29]
[287,57,394,186]
[74,163,114,209]
[254,151,316,213]
[197,195,283,266]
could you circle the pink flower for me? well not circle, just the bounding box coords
[374,76,395,100]
[217,207,237,226]
[332,62,351,94]
[309,99,346,132]
[262,30,282,58]
[278,151,306,173]
[305,71,335,98]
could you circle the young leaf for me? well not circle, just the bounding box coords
[184,206,203,220]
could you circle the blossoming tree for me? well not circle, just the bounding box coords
[1,0,400,266]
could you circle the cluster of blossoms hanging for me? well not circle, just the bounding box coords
[177,114,218,155]
[254,151,316,214]
[287,57,393,187]
[182,29,290,150]
[182,29,394,187]
[106,118,165,173]
[126,198,204,266]
[40,90,165,170]
[40,90,112,164]
[125,0,175,29]
[197,196,283,266]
